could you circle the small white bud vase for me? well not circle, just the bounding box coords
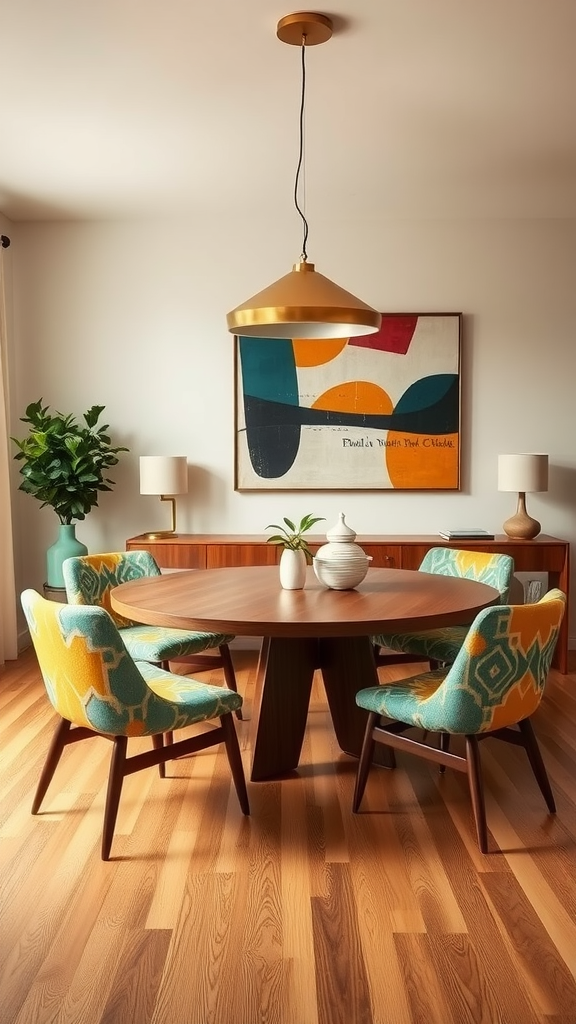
[313,512,371,590]
[279,547,307,590]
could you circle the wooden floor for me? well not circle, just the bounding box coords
[1,646,576,1024]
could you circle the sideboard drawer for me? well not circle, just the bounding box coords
[363,544,402,569]
[503,544,567,573]
[126,540,207,569]
[207,544,279,568]
[398,545,431,570]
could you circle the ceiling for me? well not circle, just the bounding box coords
[1,0,575,223]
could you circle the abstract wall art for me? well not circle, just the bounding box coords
[235,312,462,490]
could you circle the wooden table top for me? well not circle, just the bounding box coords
[110,565,500,639]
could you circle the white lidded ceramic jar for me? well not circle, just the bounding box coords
[313,512,372,590]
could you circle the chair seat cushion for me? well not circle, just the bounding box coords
[136,661,243,730]
[119,625,234,662]
[356,666,489,735]
[372,625,469,665]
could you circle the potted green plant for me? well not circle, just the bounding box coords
[266,513,325,589]
[11,399,129,587]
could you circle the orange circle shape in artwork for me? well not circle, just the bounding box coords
[293,338,349,367]
[386,431,459,489]
[311,381,393,415]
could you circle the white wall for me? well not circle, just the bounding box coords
[7,215,576,643]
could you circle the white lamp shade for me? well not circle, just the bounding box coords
[139,456,188,495]
[498,454,548,493]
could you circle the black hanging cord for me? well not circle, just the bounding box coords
[1,235,10,248]
[293,37,309,262]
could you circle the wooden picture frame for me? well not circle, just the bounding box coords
[234,312,462,491]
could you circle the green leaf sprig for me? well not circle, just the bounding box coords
[266,514,325,564]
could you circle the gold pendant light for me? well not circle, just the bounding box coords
[226,12,381,340]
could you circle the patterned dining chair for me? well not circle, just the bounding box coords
[21,589,249,860]
[354,589,566,852]
[62,550,242,718]
[372,547,515,668]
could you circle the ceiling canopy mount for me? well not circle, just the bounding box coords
[276,12,333,46]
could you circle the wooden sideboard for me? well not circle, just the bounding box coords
[126,533,570,673]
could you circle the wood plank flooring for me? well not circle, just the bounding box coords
[1,646,575,1024]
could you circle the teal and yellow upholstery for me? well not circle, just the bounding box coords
[62,550,241,716]
[21,589,249,859]
[355,589,566,852]
[372,547,515,667]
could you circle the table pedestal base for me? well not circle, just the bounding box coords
[249,635,390,781]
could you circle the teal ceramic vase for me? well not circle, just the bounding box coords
[46,524,88,587]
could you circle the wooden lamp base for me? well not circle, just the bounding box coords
[503,492,541,540]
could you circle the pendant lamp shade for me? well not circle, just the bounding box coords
[226,261,382,338]
[226,13,381,340]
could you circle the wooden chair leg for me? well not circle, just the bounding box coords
[465,735,488,853]
[220,714,250,814]
[439,732,450,773]
[518,718,556,813]
[353,712,379,812]
[219,643,243,720]
[159,661,177,744]
[102,736,128,860]
[32,717,71,813]
[153,733,166,778]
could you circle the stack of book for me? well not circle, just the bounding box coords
[439,528,495,540]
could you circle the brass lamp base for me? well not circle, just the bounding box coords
[141,530,178,540]
[142,496,179,540]
[503,492,541,540]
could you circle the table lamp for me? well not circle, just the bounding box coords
[497,453,548,539]
[139,456,188,539]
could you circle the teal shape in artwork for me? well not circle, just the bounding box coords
[239,337,299,406]
[395,374,456,414]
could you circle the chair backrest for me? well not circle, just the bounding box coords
[21,588,187,737]
[419,547,514,602]
[418,589,566,734]
[62,550,161,628]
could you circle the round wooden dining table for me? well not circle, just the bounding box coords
[111,565,499,781]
